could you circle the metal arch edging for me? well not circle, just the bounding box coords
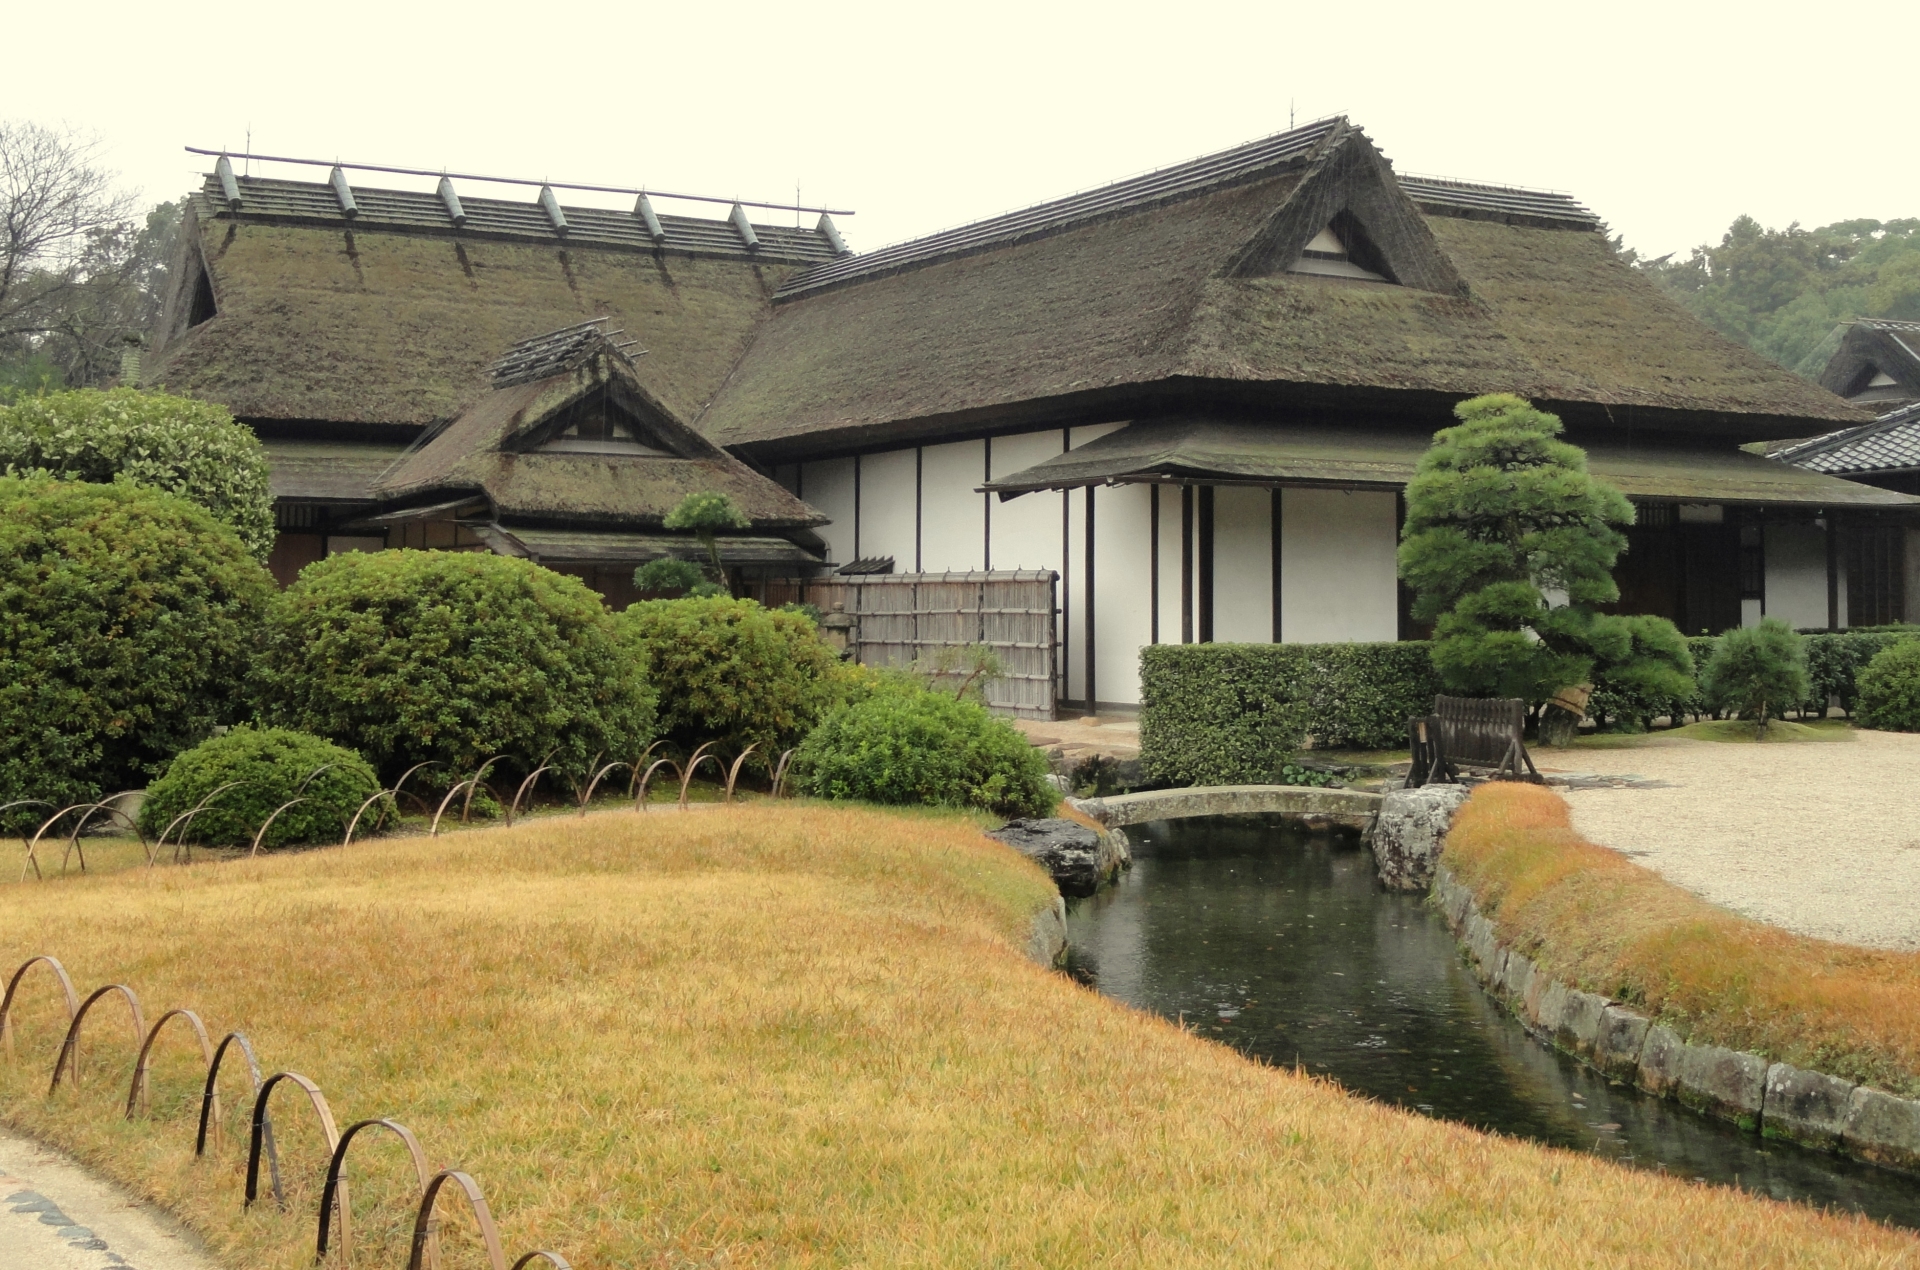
[49,983,145,1093]
[247,1071,342,1210]
[126,1007,215,1118]
[409,1170,509,1270]
[0,954,79,1058]
[317,1117,434,1265]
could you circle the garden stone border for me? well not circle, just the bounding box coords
[1432,864,1920,1174]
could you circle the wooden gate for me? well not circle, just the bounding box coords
[755,572,1059,719]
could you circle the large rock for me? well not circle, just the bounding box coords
[1843,1086,1920,1173]
[1763,1063,1856,1151]
[988,819,1129,898]
[1371,785,1472,891]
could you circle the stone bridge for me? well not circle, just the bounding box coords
[1071,785,1382,830]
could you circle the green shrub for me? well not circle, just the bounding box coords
[1856,642,1920,731]
[0,478,274,830]
[0,388,275,559]
[139,727,377,848]
[256,551,655,789]
[793,689,1054,817]
[619,596,852,764]
[1806,631,1909,715]
[1700,619,1811,732]
[1587,615,1696,731]
[1138,642,1439,787]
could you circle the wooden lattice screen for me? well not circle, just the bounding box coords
[753,572,1060,720]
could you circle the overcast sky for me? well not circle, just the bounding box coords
[8,0,1914,260]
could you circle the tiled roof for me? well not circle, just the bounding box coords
[1776,401,1920,474]
[196,175,839,265]
[772,118,1601,299]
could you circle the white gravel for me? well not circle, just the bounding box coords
[1546,728,1920,951]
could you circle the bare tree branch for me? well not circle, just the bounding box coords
[0,121,135,341]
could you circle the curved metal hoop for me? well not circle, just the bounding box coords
[50,983,145,1093]
[250,799,307,857]
[461,756,506,824]
[153,781,245,865]
[197,1031,265,1157]
[623,742,665,800]
[429,783,477,837]
[770,748,798,799]
[409,1170,508,1270]
[511,1252,574,1269]
[247,1071,341,1209]
[507,765,553,826]
[126,1007,214,1118]
[317,1117,433,1264]
[343,788,399,846]
[0,954,79,1058]
[58,799,147,874]
[634,759,681,812]
[679,742,720,808]
[390,761,444,816]
[2,801,55,880]
[724,745,758,803]
[26,804,93,880]
[576,761,631,816]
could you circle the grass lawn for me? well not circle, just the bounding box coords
[1448,783,1920,1095]
[2,804,1916,1267]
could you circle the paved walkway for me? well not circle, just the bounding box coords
[0,1125,213,1269]
[1551,729,1920,951]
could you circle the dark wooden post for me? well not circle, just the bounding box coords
[1181,486,1194,644]
[1149,485,1160,645]
[1270,488,1283,643]
[1084,484,1096,713]
[1198,486,1215,643]
[1827,510,1841,630]
[982,437,992,570]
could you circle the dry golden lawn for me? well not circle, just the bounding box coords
[1449,782,1920,1095]
[1,802,1917,1267]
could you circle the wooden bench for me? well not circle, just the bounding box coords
[1406,696,1542,788]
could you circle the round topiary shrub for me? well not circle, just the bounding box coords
[1701,618,1812,734]
[1855,640,1920,731]
[0,477,275,830]
[139,726,378,849]
[619,595,853,764]
[0,388,275,560]
[792,688,1056,817]
[255,551,656,790]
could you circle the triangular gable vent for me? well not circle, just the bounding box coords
[533,389,672,456]
[1869,370,1899,388]
[1290,218,1390,282]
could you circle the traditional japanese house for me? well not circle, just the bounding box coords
[144,120,1918,713]
[142,160,839,589]
[1817,320,1920,414]
[1774,400,1920,626]
[698,118,1912,707]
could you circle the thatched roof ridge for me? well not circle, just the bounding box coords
[146,199,798,430]
[1817,319,1920,408]
[375,332,823,530]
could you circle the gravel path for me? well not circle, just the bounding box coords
[0,1124,214,1270]
[1547,729,1920,951]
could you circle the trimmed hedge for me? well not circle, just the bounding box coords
[1586,630,1920,728]
[139,726,377,848]
[1139,643,1439,787]
[1856,642,1920,732]
[0,477,275,829]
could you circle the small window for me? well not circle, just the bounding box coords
[1288,212,1394,283]
[535,392,670,456]
[187,266,217,327]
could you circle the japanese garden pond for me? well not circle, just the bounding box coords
[1062,815,1920,1230]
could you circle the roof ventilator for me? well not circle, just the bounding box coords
[729,203,760,252]
[634,194,667,245]
[437,176,466,227]
[817,213,849,256]
[214,155,242,210]
[1290,219,1389,282]
[329,166,358,218]
[538,185,569,235]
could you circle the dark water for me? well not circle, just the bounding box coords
[1064,815,1920,1229]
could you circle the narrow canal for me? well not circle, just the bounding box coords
[1063,815,1920,1230]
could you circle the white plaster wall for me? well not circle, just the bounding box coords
[1090,481,1154,705]
[1212,485,1274,643]
[1062,425,1125,706]
[1765,522,1829,630]
[1279,489,1399,643]
[856,448,918,568]
[1153,486,1184,644]
[800,457,856,565]
[1740,598,1763,629]
[918,440,988,572]
[987,431,1066,573]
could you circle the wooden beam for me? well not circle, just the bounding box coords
[1150,485,1161,645]
[1828,512,1841,630]
[538,185,568,234]
[1181,486,1194,644]
[1084,484,1097,713]
[437,176,467,226]
[328,166,358,217]
[1271,488,1282,643]
[634,193,666,244]
[1199,486,1215,642]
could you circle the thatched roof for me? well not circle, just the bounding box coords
[261,438,411,502]
[1776,401,1920,476]
[1816,320,1920,411]
[374,325,824,531]
[982,417,1920,508]
[145,176,838,431]
[699,119,1864,456]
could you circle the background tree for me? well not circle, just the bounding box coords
[0,387,275,559]
[1626,215,1920,376]
[1399,393,1692,738]
[1700,619,1811,737]
[664,490,750,586]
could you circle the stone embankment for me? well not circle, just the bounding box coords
[988,818,1132,897]
[1433,863,1920,1173]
